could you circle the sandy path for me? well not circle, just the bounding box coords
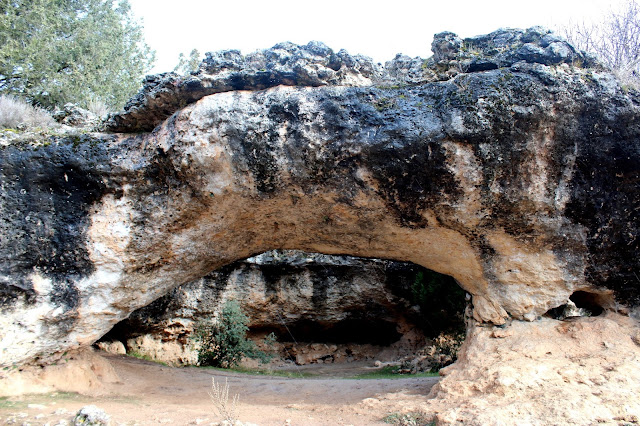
[0,354,439,425]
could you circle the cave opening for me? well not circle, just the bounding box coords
[544,290,612,320]
[98,250,468,372]
[569,291,606,316]
[250,317,402,346]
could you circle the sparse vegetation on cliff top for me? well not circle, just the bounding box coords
[0,95,55,129]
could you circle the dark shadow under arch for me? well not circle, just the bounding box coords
[99,250,468,370]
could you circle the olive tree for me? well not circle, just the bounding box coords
[0,0,155,110]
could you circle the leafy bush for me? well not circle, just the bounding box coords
[410,270,467,337]
[0,95,54,129]
[194,299,274,368]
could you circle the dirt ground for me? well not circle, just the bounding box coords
[0,353,439,425]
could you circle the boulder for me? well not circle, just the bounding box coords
[53,103,100,129]
[95,340,126,356]
[73,405,110,426]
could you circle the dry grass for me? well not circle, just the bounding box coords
[208,377,239,423]
[614,67,640,91]
[86,97,111,117]
[0,95,55,129]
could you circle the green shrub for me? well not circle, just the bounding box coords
[194,300,274,368]
[383,411,434,425]
[0,0,154,110]
[410,270,467,337]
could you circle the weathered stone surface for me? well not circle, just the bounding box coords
[426,26,598,78]
[0,27,639,423]
[95,340,126,356]
[0,348,119,397]
[73,405,110,426]
[107,27,593,133]
[53,103,101,129]
[1,27,638,367]
[426,313,640,425]
[105,41,377,133]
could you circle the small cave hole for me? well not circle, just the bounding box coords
[545,290,606,320]
[569,291,605,316]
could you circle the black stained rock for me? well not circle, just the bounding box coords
[106,27,599,134]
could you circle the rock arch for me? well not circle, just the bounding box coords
[3,61,635,363]
[1,27,639,423]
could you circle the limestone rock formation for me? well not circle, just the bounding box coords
[105,41,377,133]
[2,26,638,365]
[425,313,640,424]
[1,26,639,424]
[107,27,590,133]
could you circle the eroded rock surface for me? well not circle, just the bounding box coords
[1,26,639,424]
[426,313,640,425]
[107,27,592,133]
[105,41,377,133]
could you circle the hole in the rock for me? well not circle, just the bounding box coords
[569,291,605,316]
[97,250,468,374]
[545,290,606,319]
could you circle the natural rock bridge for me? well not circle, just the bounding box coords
[1,27,639,423]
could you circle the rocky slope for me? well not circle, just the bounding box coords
[1,27,639,424]
[426,312,640,425]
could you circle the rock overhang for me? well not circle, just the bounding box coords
[0,26,638,369]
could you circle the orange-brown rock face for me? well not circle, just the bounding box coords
[427,313,640,424]
[1,27,639,424]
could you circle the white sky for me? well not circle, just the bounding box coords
[128,0,626,74]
